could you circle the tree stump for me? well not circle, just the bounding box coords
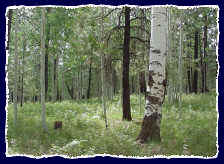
[54,121,62,130]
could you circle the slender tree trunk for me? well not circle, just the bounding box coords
[200,38,205,93]
[97,70,101,97]
[13,12,18,126]
[53,55,59,101]
[6,9,13,50]
[187,37,193,93]
[53,57,57,101]
[20,38,26,107]
[61,67,65,101]
[80,65,83,99]
[87,60,92,99]
[66,81,73,99]
[187,68,191,93]
[41,8,47,132]
[139,71,146,94]
[77,71,80,99]
[202,15,208,92]
[137,7,167,143]
[120,61,123,107]
[112,68,117,95]
[122,6,132,121]
[101,7,108,128]
[45,8,51,100]
[178,20,183,116]
[138,72,142,114]
[193,31,199,94]
[167,8,172,101]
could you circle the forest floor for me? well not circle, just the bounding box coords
[6,92,217,157]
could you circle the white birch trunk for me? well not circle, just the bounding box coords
[145,7,167,117]
[137,7,167,143]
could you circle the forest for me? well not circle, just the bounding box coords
[6,6,218,157]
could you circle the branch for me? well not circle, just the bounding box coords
[130,16,150,23]
[65,81,73,98]
[92,8,120,20]
[106,25,125,44]
[105,25,150,45]
[130,36,149,43]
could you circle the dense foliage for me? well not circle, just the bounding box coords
[6,6,218,157]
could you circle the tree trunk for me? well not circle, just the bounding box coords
[178,19,183,116]
[139,71,146,94]
[80,65,83,99]
[20,38,26,107]
[122,6,132,121]
[45,8,51,100]
[101,7,108,128]
[66,78,74,99]
[187,35,192,93]
[53,55,59,101]
[137,7,167,143]
[87,60,92,99]
[61,68,65,101]
[187,69,191,93]
[40,8,47,132]
[200,38,205,93]
[13,12,18,126]
[192,31,199,94]
[202,15,209,92]
[6,9,13,50]
[112,68,117,95]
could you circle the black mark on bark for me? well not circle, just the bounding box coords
[146,95,161,105]
[151,49,161,54]
[148,72,155,87]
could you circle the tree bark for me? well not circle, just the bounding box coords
[13,12,18,126]
[193,31,199,94]
[202,15,209,92]
[112,68,117,95]
[45,8,51,99]
[87,59,92,99]
[41,8,47,132]
[66,79,74,99]
[61,66,65,101]
[187,35,192,93]
[137,7,167,143]
[20,39,26,107]
[101,7,108,128]
[6,9,13,50]
[53,55,59,101]
[122,6,132,121]
[139,71,146,94]
[187,69,192,93]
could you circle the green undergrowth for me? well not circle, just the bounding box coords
[6,92,217,157]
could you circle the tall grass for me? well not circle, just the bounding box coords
[6,92,217,157]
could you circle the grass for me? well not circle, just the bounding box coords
[6,92,217,157]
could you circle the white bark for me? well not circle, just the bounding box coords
[145,7,167,117]
[41,8,47,132]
